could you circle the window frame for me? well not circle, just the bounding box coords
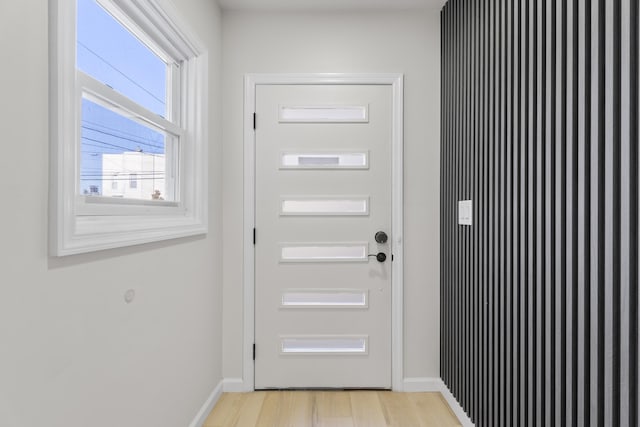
[50,0,208,256]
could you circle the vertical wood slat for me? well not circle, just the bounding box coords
[597,0,607,424]
[533,0,545,414]
[588,0,599,423]
[560,0,569,422]
[499,1,506,424]
[571,0,580,422]
[456,0,461,396]
[612,0,623,425]
[551,1,559,423]
[544,1,553,423]
[491,0,498,416]
[562,0,574,421]
[482,1,490,423]
[630,1,639,426]
[516,0,523,420]
[531,0,541,424]
[492,0,498,410]
[577,0,589,425]
[471,0,477,417]
[524,0,534,424]
[440,0,639,425]
[507,0,512,416]
[604,0,615,424]
[440,2,448,394]
[465,0,471,414]
[441,1,447,391]
[448,0,453,394]
[620,0,632,425]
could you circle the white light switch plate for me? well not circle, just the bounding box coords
[458,200,472,226]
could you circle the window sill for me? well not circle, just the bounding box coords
[54,213,207,256]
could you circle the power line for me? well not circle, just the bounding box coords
[80,177,166,181]
[82,151,165,159]
[81,172,164,176]
[82,123,164,150]
[81,171,164,176]
[82,118,170,144]
[82,139,165,157]
[82,136,134,152]
[78,40,166,108]
[81,137,164,156]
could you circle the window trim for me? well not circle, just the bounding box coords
[49,0,208,256]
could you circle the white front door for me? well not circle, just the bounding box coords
[254,84,393,389]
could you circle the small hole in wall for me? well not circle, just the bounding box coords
[124,289,136,304]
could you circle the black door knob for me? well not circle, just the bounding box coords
[368,252,387,262]
[375,231,388,244]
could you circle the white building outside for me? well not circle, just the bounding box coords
[101,152,166,200]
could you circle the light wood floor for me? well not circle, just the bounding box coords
[203,391,461,427]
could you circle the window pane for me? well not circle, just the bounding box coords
[281,198,369,216]
[279,105,368,122]
[80,97,170,201]
[280,152,368,169]
[77,0,167,116]
[280,244,368,262]
[281,336,367,354]
[281,290,368,308]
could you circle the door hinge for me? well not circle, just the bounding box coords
[253,228,256,245]
[253,343,256,360]
[253,113,256,130]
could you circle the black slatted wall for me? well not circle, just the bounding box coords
[440,0,639,426]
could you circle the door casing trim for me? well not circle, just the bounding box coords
[243,73,404,391]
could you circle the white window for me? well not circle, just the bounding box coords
[50,0,208,255]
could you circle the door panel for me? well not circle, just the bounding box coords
[254,84,392,389]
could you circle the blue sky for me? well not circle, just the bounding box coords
[77,0,167,195]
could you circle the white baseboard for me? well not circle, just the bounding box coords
[188,380,224,427]
[222,378,246,392]
[402,377,474,427]
[402,377,443,392]
[438,381,474,427]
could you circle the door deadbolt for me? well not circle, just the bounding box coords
[368,252,387,263]
[375,231,388,244]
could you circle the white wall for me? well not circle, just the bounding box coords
[221,9,441,382]
[0,1,222,426]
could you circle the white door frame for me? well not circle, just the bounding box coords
[242,73,404,391]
